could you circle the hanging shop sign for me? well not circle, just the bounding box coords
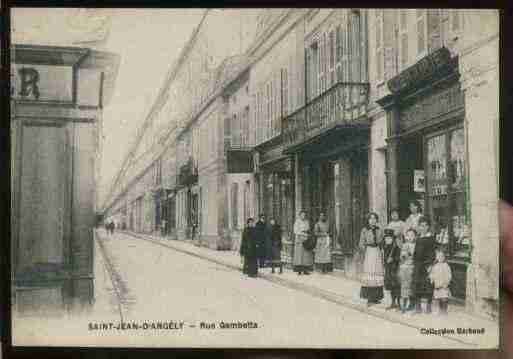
[413,169,425,193]
[11,64,73,103]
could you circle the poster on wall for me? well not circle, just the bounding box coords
[413,169,425,192]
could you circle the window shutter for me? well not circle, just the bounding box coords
[427,9,442,53]
[416,9,427,57]
[375,10,383,81]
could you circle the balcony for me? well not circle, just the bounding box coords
[178,158,198,187]
[282,82,370,150]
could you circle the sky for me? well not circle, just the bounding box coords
[11,8,205,203]
[96,9,204,203]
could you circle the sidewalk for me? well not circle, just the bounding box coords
[120,230,498,348]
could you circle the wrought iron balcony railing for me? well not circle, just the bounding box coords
[282,82,370,149]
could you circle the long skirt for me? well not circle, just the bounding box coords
[413,264,434,299]
[314,235,332,264]
[399,263,414,298]
[384,263,400,297]
[293,234,314,269]
[360,246,384,302]
[244,256,258,277]
[270,243,282,265]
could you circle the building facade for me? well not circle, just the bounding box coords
[11,45,119,315]
[102,9,499,318]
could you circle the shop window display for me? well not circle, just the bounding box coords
[426,127,469,259]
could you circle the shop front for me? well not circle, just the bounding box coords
[282,80,370,275]
[10,45,119,315]
[289,129,370,275]
[255,136,295,266]
[378,47,469,301]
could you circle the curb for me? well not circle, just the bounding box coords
[120,230,484,348]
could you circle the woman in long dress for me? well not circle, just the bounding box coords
[314,212,332,273]
[240,218,258,277]
[293,210,314,275]
[269,218,283,274]
[359,212,385,306]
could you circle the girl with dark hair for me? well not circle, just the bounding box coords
[387,208,405,242]
[404,199,423,236]
[359,212,384,306]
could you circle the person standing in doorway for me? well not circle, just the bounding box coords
[255,214,271,269]
[387,208,405,242]
[240,218,258,277]
[293,210,314,275]
[314,212,332,273]
[359,212,385,306]
[412,216,436,314]
[269,218,283,274]
[404,200,423,236]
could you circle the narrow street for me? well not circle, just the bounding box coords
[91,230,480,349]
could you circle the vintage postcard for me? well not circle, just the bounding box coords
[9,8,500,349]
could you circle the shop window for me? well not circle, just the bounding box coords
[426,127,470,259]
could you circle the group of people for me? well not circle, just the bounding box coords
[239,210,334,278]
[239,214,284,278]
[359,200,453,315]
[104,221,116,235]
[239,200,452,315]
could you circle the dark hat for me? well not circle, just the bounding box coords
[384,229,395,237]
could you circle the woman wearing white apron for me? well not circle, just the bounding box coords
[359,212,385,306]
[293,211,314,275]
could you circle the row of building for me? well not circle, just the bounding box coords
[102,9,499,318]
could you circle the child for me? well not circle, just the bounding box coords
[429,248,452,315]
[399,229,416,313]
[383,229,401,310]
[386,209,405,243]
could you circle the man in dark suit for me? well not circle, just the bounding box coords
[413,216,436,314]
[240,218,258,277]
[255,214,271,269]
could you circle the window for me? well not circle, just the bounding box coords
[244,181,251,223]
[336,25,343,82]
[329,29,335,86]
[243,106,250,146]
[450,10,460,33]
[232,113,241,147]
[282,68,289,117]
[426,127,469,259]
[231,183,239,229]
[416,9,427,57]
[309,42,319,99]
[399,9,409,70]
[375,10,384,81]
[265,82,272,140]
